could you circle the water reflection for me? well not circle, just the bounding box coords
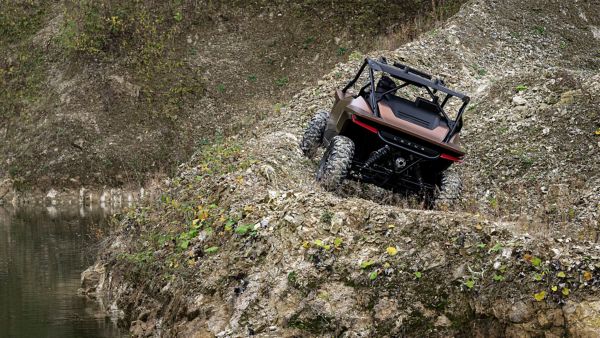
[0,206,126,337]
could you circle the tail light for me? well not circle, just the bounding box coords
[440,153,464,162]
[351,115,378,134]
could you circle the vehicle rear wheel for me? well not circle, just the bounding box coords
[316,135,354,190]
[435,169,462,206]
[299,110,329,158]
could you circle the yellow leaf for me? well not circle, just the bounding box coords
[387,224,395,229]
[562,287,570,296]
[475,223,483,230]
[302,241,309,249]
[533,291,546,301]
[583,271,592,281]
[595,128,600,135]
[386,246,398,256]
[557,271,566,278]
[551,285,558,292]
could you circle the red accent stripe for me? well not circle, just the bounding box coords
[351,115,378,134]
[440,153,464,162]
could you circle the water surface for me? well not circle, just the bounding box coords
[0,206,126,338]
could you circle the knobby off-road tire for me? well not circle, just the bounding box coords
[316,135,354,191]
[300,110,329,158]
[435,169,462,206]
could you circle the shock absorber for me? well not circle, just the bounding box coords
[363,145,390,168]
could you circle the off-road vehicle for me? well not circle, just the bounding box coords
[300,57,470,203]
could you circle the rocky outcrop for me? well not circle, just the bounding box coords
[79,263,106,296]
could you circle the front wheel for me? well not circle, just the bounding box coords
[316,135,355,190]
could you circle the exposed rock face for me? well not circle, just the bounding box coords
[0,179,13,204]
[79,263,106,296]
[85,0,600,336]
[564,300,600,337]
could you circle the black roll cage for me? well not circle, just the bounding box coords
[342,58,470,143]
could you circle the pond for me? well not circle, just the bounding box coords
[0,205,126,337]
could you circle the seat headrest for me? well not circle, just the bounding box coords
[376,76,396,93]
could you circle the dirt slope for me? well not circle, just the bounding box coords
[0,0,461,196]
[83,0,600,337]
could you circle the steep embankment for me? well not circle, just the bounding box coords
[0,0,462,200]
[83,0,599,336]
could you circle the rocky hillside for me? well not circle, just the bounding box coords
[0,0,462,196]
[82,0,600,336]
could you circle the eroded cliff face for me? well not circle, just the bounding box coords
[83,0,600,336]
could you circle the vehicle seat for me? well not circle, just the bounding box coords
[376,76,397,96]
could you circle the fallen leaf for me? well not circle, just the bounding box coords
[533,291,546,301]
[360,260,375,269]
[551,285,558,292]
[386,246,398,256]
[557,271,566,278]
[369,271,378,280]
[562,287,570,296]
[583,271,592,281]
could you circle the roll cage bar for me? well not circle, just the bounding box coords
[342,58,470,143]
